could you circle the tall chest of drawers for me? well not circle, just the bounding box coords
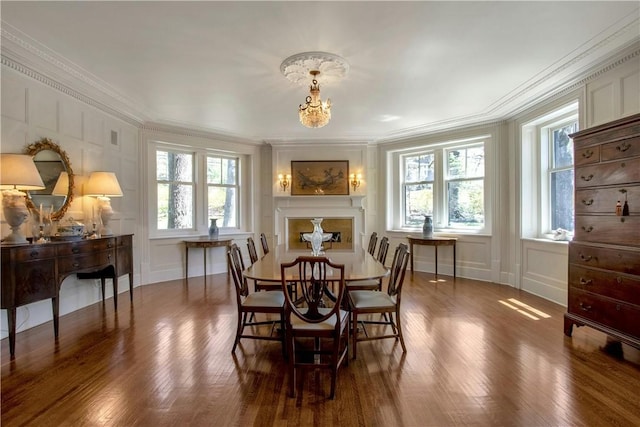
[564,113,640,348]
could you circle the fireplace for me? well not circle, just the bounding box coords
[274,196,365,252]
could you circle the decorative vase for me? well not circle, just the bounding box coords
[310,218,324,255]
[208,218,219,239]
[422,215,433,238]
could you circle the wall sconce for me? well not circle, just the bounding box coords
[278,173,291,192]
[350,173,362,192]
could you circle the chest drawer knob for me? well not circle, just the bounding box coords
[579,254,592,262]
[579,303,592,311]
[30,250,39,258]
[582,149,594,158]
[581,199,594,206]
[581,226,593,232]
[72,247,80,254]
[579,278,592,285]
[616,141,631,152]
[580,174,594,182]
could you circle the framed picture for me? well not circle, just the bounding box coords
[291,160,349,195]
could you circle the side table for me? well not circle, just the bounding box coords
[407,236,457,278]
[183,238,233,279]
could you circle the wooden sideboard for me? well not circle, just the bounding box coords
[1,234,133,357]
[565,114,640,349]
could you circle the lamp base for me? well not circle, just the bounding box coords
[3,231,28,245]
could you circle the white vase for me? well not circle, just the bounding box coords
[208,218,219,239]
[310,218,324,255]
[422,215,433,237]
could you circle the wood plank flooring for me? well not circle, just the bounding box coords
[2,272,640,426]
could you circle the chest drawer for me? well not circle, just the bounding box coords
[568,289,640,337]
[56,238,115,256]
[569,265,640,305]
[569,242,640,275]
[575,157,640,188]
[601,135,640,161]
[575,145,600,166]
[575,185,639,214]
[574,215,640,246]
[58,250,115,274]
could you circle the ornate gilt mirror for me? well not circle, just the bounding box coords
[24,138,75,221]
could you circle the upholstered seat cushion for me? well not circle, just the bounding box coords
[346,279,379,288]
[291,308,349,331]
[349,290,396,309]
[243,290,285,307]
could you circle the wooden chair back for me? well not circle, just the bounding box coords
[247,237,259,264]
[260,233,270,255]
[367,232,378,256]
[377,236,390,265]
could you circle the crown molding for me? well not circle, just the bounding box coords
[142,121,262,146]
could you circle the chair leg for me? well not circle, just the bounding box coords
[288,335,296,397]
[232,311,245,353]
[352,312,358,359]
[395,309,407,353]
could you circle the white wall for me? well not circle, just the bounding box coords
[1,67,141,339]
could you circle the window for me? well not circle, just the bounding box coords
[400,140,485,231]
[520,101,578,239]
[547,120,578,232]
[156,149,194,230]
[403,153,434,226]
[446,145,484,228]
[207,155,238,228]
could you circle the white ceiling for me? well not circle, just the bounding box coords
[1,1,639,144]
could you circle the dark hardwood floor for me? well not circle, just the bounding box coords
[2,272,639,426]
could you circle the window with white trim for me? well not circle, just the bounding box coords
[156,149,194,230]
[207,155,238,228]
[400,139,486,231]
[547,120,577,232]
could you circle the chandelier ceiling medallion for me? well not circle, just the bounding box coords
[280,52,349,129]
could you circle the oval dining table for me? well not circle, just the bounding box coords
[243,245,390,283]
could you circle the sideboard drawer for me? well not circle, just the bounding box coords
[58,251,114,274]
[568,289,640,337]
[13,244,57,262]
[56,238,115,256]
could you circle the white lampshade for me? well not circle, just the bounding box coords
[84,172,123,197]
[0,154,46,190]
[51,171,69,196]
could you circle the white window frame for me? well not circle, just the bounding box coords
[154,146,196,234]
[395,136,488,234]
[149,141,246,239]
[206,154,240,228]
[520,101,578,240]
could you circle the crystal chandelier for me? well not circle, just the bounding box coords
[299,70,331,128]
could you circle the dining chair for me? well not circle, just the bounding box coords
[227,243,285,354]
[247,237,259,265]
[367,232,378,256]
[280,256,349,399]
[260,232,270,256]
[348,243,410,359]
[346,236,390,291]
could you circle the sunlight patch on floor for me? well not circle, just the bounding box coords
[498,300,539,320]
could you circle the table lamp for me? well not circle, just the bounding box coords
[1,154,46,244]
[84,171,123,236]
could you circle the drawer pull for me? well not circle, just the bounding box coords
[581,226,593,232]
[72,247,80,254]
[582,149,594,159]
[581,199,594,206]
[579,303,592,311]
[616,141,631,152]
[579,254,592,262]
[580,174,594,182]
[72,262,80,268]
[30,250,39,258]
[579,278,592,286]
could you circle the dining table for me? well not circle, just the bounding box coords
[243,245,390,283]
